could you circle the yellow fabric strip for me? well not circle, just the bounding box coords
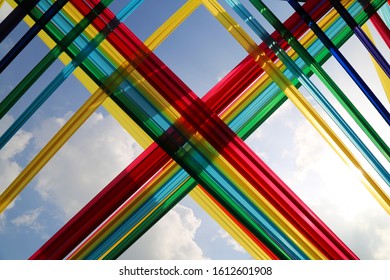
[5,0,144,141]
[65,63,327,259]
[6,0,382,260]
[62,0,388,260]
[202,0,390,216]
[184,122,327,260]
[2,0,341,259]
[3,0,269,260]
[221,1,352,123]
[0,0,196,210]
[69,160,182,259]
[59,1,370,259]
[361,23,390,102]
[189,187,272,259]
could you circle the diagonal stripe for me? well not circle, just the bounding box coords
[3,0,386,260]
[15,0,380,260]
[361,23,390,102]
[60,0,358,259]
[22,0,342,260]
[288,0,390,125]
[328,0,390,76]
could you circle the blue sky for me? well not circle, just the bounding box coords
[0,0,389,260]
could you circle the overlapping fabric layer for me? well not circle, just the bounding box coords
[0,0,389,259]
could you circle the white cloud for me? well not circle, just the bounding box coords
[317,207,390,260]
[33,112,143,219]
[31,112,73,150]
[0,130,33,162]
[288,119,390,259]
[373,224,390,259]
[119,204,207,260]
[11,207,44,234]
[293,120,331,182]
[11,208,41,227]
[245,100,296,166]
[291,119,384,211]
[215,229,246,254]
[0,115,33,194]
[264,99,295,127]
[2,111,206,259]
[283,34,390,258]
